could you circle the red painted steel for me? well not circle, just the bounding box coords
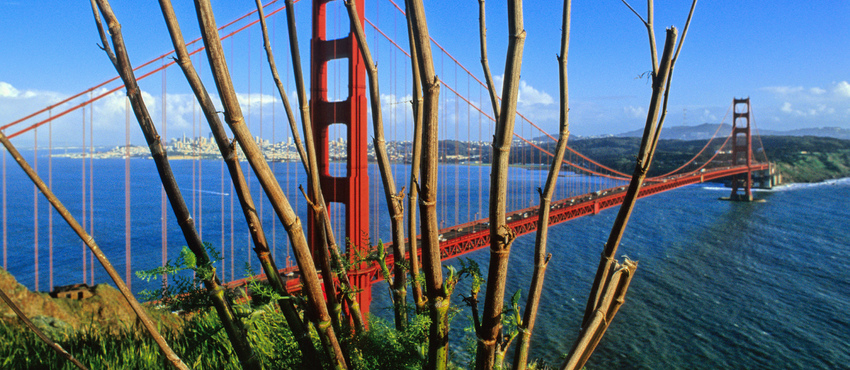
[310,0,371,313]
[375,163,770,282]
[230,163,769,295]
[730,98,754,201]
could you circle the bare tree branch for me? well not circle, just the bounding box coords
[192,0,346,367]
[476,0,527,368]
[253,0,309,170]
[404,0,426,315]
[344,0,409,330]
[157,1,320,366]
[0,245,89,370]
[92,1,258,367]
[405,0,451,367]
[479,0,501,122]
[512,1,571,368]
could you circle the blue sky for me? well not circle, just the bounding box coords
[1,0,848,146]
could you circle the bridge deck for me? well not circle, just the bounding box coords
[225,163,769,293]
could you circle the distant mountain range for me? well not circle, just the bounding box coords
[535,124,850,142]
[611,123,850,141]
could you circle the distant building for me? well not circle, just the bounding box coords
[50,283,94,300]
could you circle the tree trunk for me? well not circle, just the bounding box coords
[478,0,500,122]
[344,0,408,331]
[582,27,677,329]
[476,0,526,368]
[404,0,426,315]
[92,2,259,368]
[405,0,450,367]
[157,1,320,366]
[1,128,187,370]
[512,1,571,369]
[281,0,366,334]
[562,260,637,370]
[192,0,347,367]
[255,0,363,334]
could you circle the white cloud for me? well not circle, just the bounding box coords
[834,81,850,98]
[0,81,60,103]
[0,81,71,144]
[236,92,278,110]
[518,80,554,106]
[761,81,850,125]
[700,109,717,122]
[762,86,804,95]
[0,82,20,98]
[624,105,645,118]
[492,75,554,107]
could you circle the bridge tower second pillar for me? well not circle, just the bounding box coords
[729,97,753,201]
[310,0,372,314]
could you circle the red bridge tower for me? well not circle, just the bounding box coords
[309,0,372,313]
[729,97,754,201]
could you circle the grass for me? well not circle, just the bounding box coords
[1,255,558,369]
[0,304,301,369]
[0,302,443,369]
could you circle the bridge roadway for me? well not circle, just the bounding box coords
[225,163,769,293]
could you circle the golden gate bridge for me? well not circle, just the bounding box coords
[1,0,773,314]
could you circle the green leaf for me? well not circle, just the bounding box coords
[181,246,197,269]
[511,289,522,307]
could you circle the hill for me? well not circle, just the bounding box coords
[511,135,850,184]
[612,123,850,141]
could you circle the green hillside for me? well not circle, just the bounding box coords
[512,136,850,184]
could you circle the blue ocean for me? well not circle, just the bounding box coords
[3,151,849,368]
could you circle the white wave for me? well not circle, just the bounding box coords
[702,177,850,193]
[770,177,850,192]
[699,185,772,192]
[194,189,230,196]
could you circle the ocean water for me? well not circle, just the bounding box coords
[2,151,849,368]
[369,179,850,369]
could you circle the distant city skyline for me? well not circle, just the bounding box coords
[1,1,848,147]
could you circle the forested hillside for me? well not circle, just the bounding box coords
[510,136,850,183]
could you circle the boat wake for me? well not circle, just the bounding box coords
[193,189,230,196]
[702,177,850,193]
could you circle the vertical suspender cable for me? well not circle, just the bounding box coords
[286,35,293,267]
[221,161,225,281]
[454,63,459,226]
[247,28,252,268]
[124,97,131,290]
[230,181,235,282]
[198,66,203,244]
[192,57,198,248]
[440,52,445,228]
[569,151,573,198]
[34,123,39,291]
[259,31,264,274]
[230,36,235,281]
[467,73,471,224]
[161,58,168,286]
[82,106,87,285]
[478,86,482,221]
[271,10,277,264]
[48,110,53,291]
[90,91,94,285]
[521,117,525,209]
[2,141,5,270]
